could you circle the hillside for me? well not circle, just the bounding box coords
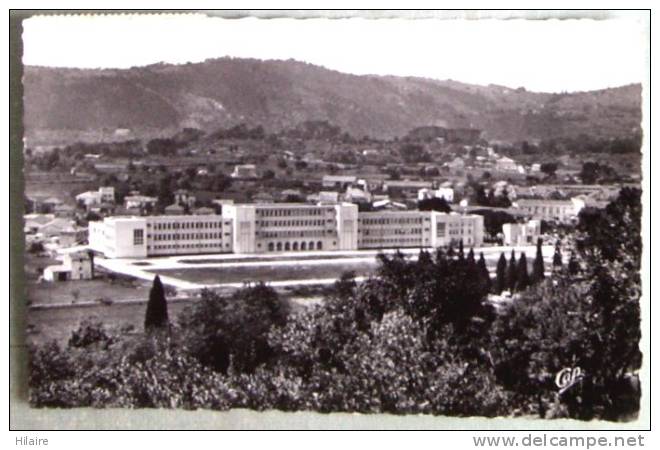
[23,58,642,143]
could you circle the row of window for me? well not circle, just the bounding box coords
[360,217,426,225]
[361,228,425,236]
[149,242,231,251]
[257,219,332,227]
[266,240,328,251]
[525,206,570,215]
[150,221,227,230]
[359,238,425,245]
[151,232,229,241]
[257,208,331,217]
[258,229,329,238]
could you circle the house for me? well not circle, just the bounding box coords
[418,187,454,203]
[495,157,518,172]
[76,187,116,209]
[164,203,185,215]
[372,199,407,210]
[344,187,372,204]
[514,198,586,222]
[37,197,63,214]
[53,203,75,218]
[318,191,340,203]
[124,195,158,211]
[174,189,196,208]
[231,164,258,179]
[322,175,357,190]
[43,251,93,282]
[447,157,465,171]
[503,220,542,246]
[24,214,55,235]
[94,162,128,173]
[253,192,275,203]
[193,207,215,215]
[281,189,303,202]
[383,180,433,197]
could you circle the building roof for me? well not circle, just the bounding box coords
[164,204,185,213]
[385,180,433,189]
[193,207,215,215]
[45,264,70,274]
[125,195,158,202]
[323,175,357,183]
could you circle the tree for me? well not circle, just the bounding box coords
[144,275,169,331]
[517,252,530,291]
[532,238,545,283]
[478,252,492,293]
[553,241,563,270]
[398,143,431,164]
[178,284,290,374]
[540,163,558,177]
[418,197,451,213]
[568,252,580,276]
[496,253,507,294]
[507,250,517,292]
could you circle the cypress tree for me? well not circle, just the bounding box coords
[145,275,169,331]
[496,252,507,294]
[553,241,563,270]
[447,242,455,258]
[458,240,465,260]
[507,250,518,292]
[568,251,580,276]
[478,252,492,293]
[466,247,475,266]
[517,252,530,291]
[532,237,545,283]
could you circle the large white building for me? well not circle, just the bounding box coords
[89,203,485,258]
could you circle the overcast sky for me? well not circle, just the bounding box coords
[22,14,647,93]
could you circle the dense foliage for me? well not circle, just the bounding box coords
[29,190,642,420]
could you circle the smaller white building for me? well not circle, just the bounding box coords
[496,156,518,172]
[231,164,258,179]
[502,220,542,246]
[418,187,454,203]
[44,251,93,282]
[76,186,115,208]
[125,195,158,210]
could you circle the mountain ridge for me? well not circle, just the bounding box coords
[23,57,642,142]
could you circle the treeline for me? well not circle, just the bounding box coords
[497,133,642,157]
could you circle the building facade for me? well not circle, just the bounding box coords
[89,203,484,258]
[358,211,483,249]
[44,251,93,282]
[222,203,358,254]
[502,220,542,246]
[515,198,585,222]
[89,214,233,258]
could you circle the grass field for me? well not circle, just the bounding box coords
[26,302,192,347]
[177,254,372,265]
[27,278,152,306]
[146,260,378,285]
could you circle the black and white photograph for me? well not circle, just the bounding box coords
[10,10,650,431]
